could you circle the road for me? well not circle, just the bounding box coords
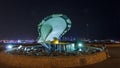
[73,47,120,68]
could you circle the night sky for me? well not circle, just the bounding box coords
[0,0,120,40]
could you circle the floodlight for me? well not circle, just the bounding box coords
[78,43,83,47]
[18,45,22,49]
[79,48,82,51]
[6,45,13,49]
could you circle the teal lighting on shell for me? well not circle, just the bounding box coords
[37,14,72,43]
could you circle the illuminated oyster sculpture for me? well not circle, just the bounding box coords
[37,14,72,43]
[5,14,104,57]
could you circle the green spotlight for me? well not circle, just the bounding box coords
[78,43,83,47]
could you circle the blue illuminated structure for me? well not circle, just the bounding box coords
[37,14,71,43]
[4,14,103,56]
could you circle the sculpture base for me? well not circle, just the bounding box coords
[0,51,108,68]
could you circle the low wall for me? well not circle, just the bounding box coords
[106,44,120,47]
[86,43,120,47]
[0,51,108,68]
